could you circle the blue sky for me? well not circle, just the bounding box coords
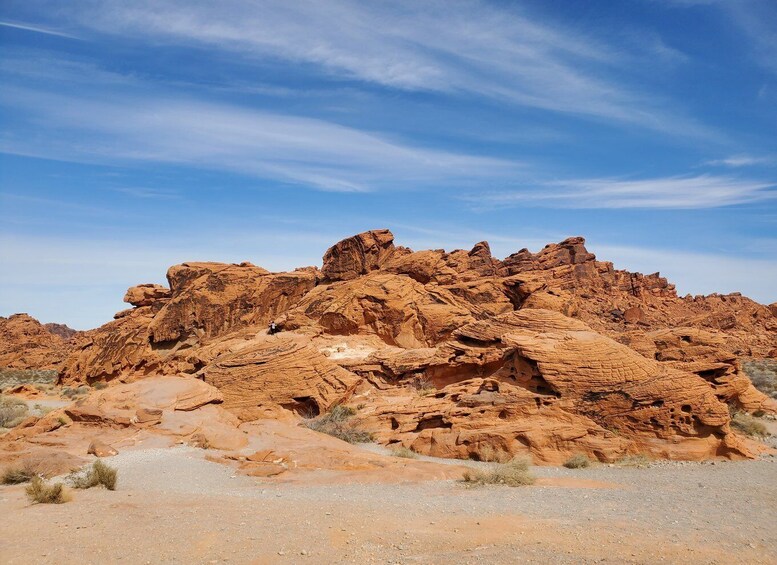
[1,0,776,329]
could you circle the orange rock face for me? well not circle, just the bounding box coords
[9,229,774,464]
[124,284,171,307]
[0,313,76,371]
[321,229,398,281]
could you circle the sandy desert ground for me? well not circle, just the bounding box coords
[2,442,776,565]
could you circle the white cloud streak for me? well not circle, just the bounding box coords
[468,174,777,209]
[0,20,81,39]
[0,86,519,192]
[36,0,714,137]
[705,155,777,168]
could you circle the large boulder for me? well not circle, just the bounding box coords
[148,262,317,344]
[321,229,397,281]
[123,284,171,307]
[199,335,361,420]
[283,273,477,347]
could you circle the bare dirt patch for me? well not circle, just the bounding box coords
[1,446,775,564]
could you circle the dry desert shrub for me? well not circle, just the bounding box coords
[742,359,777,399]
[563,454,592,469]
[304,404,373,443]
[390,446,418,459]
[61,385,90,399]
[731,412,768,438]
[409,376,436,396]
[25,476,71,504]
[70,460,118,490]
[0,396,29,428]
[462,456,536,487]
[1,461,37,484]
[616,454,651,468]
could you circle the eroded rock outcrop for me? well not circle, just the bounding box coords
[11,228,773,464]
[322,229,398,281]
[199,334,361,421]
[124,284,171,307]
[346,310,757,463]
[0,313,75,371]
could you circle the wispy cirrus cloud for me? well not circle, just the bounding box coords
[466,174,777,209]
[20,0,715,138]
[705,155,777,168]
[0,20,81,39]
[0,85,521,192]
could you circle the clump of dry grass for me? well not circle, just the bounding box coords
[70,460,118,490]
[563,454,592,469]
[409,376,436,396]
[463,456,536,487]
[304,405,373,443]
[731,412,768,438]
[1,461,36,484]
[0,396,29,428]
[616,454,651,468]
[61,385,90,399]
[390,446,418,459]
[743,359,777,399]
[25,476,71,504]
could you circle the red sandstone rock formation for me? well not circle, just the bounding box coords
[0,313,76,371]
[321,229,398,281]
[8,229,775,464]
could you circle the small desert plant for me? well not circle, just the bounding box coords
[563,454,592,469]
[462,456,536,487]
[742,359,777,399]
[304,404,373,443]
[731,412,768,438]
[25,476,71,504]
[616,454,651,468]
[0,396,29,428]
[70,460,118,490]
[390,446,418,459]
[409,376,436,396]
[32,404,54,417]
[1,461,37,484]
[92,382,108,390]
